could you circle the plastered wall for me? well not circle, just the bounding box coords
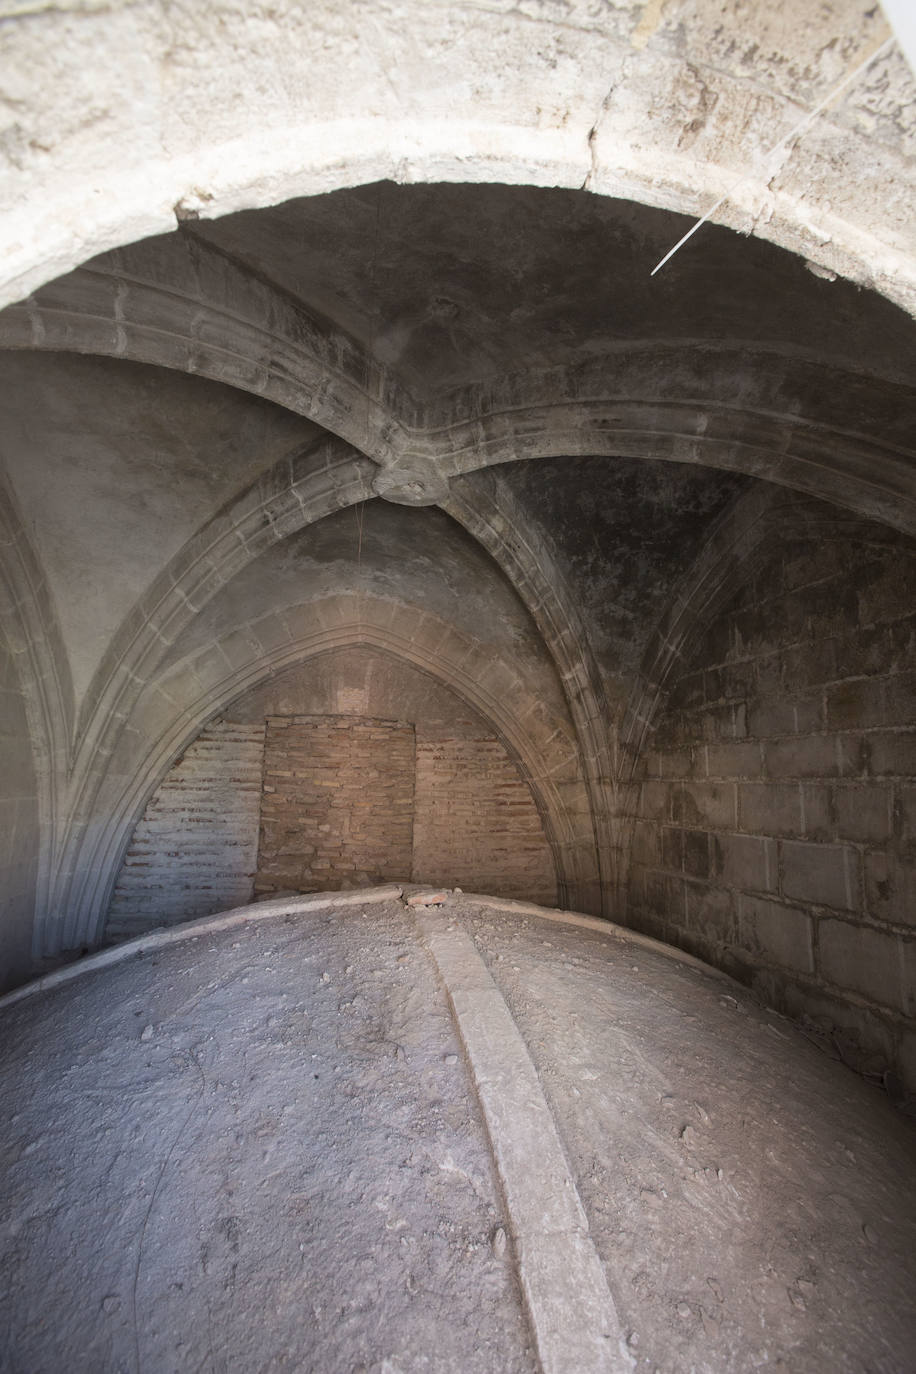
[0,635,39,990]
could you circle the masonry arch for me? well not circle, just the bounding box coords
[406,382,916,538]
[1,4,913,317]
[0,473,72,932]
[0,246,409,465]
[62,601,596,952]
[3,201,913,538]
[48,443,622,945]
[443,470,619,908]
[2,343,911,544]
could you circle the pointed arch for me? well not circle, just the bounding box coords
[60,598,597,949]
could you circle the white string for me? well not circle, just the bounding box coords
[650,34,896,276]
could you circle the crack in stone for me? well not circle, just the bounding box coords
[582,80,618,191]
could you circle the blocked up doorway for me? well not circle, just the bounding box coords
[254,714,416,896]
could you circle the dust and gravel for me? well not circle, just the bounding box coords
[468,905,916,1374]
[1,894,915,1374]
[0,901,533,1374]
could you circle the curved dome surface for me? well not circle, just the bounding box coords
[1,889,913,1373]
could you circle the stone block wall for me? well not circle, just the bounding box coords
[0,634,39,989]
[254,715,416,896]
[413,733,557,904]
[107,720,265,937]
[628,524,916,1091]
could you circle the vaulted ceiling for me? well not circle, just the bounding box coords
[1,176,914,964]
[0,0,915,995]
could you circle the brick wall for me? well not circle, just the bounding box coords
[105,649,560,931]
[254,715,416,895]
[107,720,265,935]
[628,523,916,1092]
[413,732,557,904]
[0,635,39,988]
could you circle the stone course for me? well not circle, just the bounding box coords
[628,522,916,1090]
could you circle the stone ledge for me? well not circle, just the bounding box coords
[417,908,631,1374]
[0,884,404,1012]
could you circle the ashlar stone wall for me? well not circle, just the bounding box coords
[628,520,916,1092]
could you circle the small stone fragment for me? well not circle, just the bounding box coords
[405,891,449,907]
[700,1309,720,1338]
[676,1301,692,1320]
[101,1295,120,1315]
[491,1226,506,1258]
[863,1223,878,1245]
[140,1024,153,1041]
[444,1053,458,1066]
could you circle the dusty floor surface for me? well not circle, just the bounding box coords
[469,906,916,1373]
[1,893,915,1373]
[0,902,533,1374]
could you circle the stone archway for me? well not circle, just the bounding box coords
[58,600,597,952]
[2,3,913,316]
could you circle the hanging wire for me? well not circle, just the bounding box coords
[650,33,896,276]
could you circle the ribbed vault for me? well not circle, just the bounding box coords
[3,193,914,535]
[0,48,913,1095]
[3,14,916,1370]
